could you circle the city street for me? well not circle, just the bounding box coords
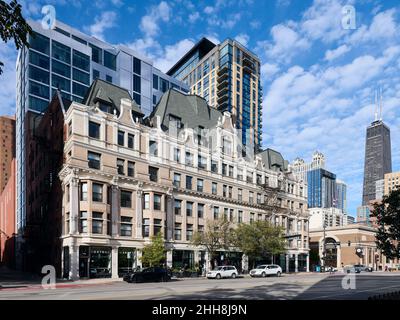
[1,272,400,300]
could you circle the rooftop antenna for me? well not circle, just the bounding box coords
[379,87,383,121]
[374,89,378,122]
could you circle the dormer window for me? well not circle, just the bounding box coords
[169,114,182,129]
[98,102,112,114]
[197,126,205,146]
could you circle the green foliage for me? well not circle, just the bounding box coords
[140,233,166,267]
[0,0,32,75]
[371,188,400,260]
[191,218,233,263]
[232,220,286,263]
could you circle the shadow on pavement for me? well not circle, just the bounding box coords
[155,282,304,300]
[0,266,42,287]
[297,274,400,300]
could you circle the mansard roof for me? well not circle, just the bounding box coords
[148,88,223,132]
[257,148,289,172]
[82,79,144,117]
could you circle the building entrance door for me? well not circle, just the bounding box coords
[79,257,89,278]
[324,238,338,268]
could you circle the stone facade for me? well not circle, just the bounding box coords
[309,224,399,270]
[53,83,309,279]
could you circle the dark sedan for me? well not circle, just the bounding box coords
[123,267,172,283]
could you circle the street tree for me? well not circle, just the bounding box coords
[232,220,286,269]
[371,188,400,260]
[191,217,233,270]
[0,0,32,75]
[140,233,166,267]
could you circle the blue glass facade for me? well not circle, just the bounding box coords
[335,182,347,212]
[307,169,337,209]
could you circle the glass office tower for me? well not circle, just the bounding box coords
[167,38,262,153]
[307,168,337,209]
[15,20,188,248]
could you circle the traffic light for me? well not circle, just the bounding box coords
[348,240,351,247]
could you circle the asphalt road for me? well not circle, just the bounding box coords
[0,272,399,300]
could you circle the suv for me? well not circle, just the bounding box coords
[207,266,238,279]
[250,264,282,277]
[354,264,373,273]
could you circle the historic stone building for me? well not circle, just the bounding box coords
[36,79,309,279]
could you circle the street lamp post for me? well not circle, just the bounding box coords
[322,222,326,268]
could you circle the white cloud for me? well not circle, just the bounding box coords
[261,63,280,79]
[235,34,249,47]
[111,0,123,7]
[140,1,171,37]
[348,9,399,45]
[153,39,195,73]
[257,23,310,63]
[204,6,214,14]
[188,12,200,23]
[324,45,350,61]
[85,11,117,41]
[300,0,348,43]
[250,20,261,29]
[261,45,400,214]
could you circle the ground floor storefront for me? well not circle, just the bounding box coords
[61,239,310,280]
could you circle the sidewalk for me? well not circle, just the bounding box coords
[0,266,122,289]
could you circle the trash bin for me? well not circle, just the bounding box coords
[315,265,321,272]
[320,266,325,273]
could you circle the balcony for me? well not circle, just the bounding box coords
[217,94,229,106]
[218,85,229,96]
[218,63,229,76]
[218,100,229,111]
[217,78,229,90]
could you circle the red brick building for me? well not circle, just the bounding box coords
[21,93,69,275]
[0,159,16,267]
[0,116,15,192]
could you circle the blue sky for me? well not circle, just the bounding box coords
[0,0,399,217]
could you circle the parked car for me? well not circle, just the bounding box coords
[343,265,356,273]
[123,267,171,283]
[354,264,373,273]
[249,264,282,277]
[207,266,238,279]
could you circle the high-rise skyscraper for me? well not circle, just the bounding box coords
[335,180,347,213]
[307,168,337,209]
[290,151,325,183]
[167,38,262,152]
[361,117,392,205]
[15,20,188,261]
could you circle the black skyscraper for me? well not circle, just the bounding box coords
[362,119,392,205]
